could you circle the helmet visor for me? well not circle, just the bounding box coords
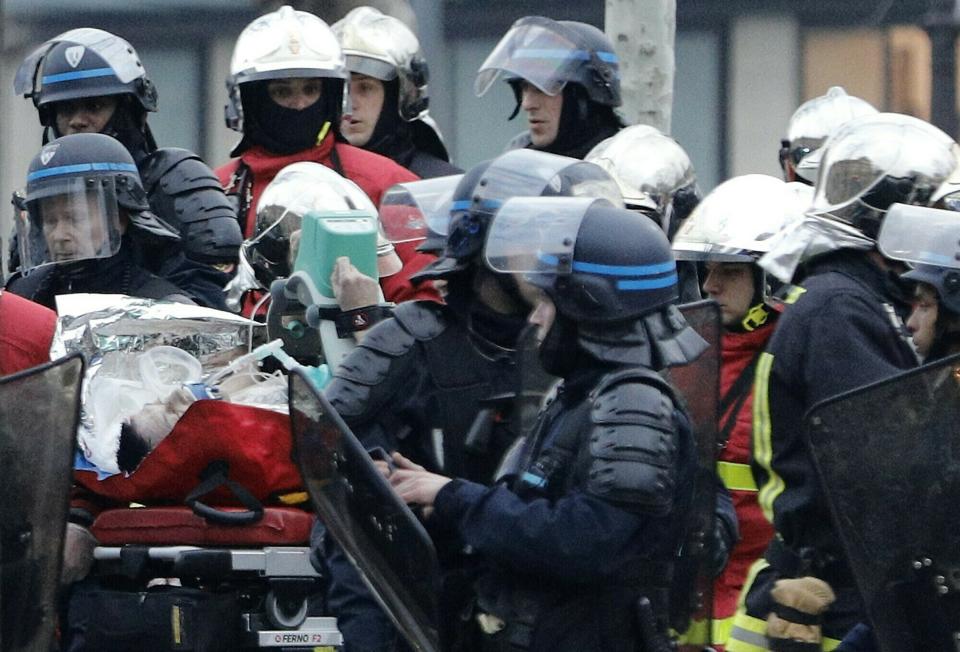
[810,117,957,223]
[484,196,604,274]
[878,203,960,269]
[474,150,624,214]
[475,19,593,97]
[18,177,121,270]
[379,175,462,243]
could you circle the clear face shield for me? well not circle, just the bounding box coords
[878,203,960,270]
[17,177,122,271]
[379,174,462,245]
[475,18,588,97]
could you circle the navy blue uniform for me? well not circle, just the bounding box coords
[431,365,697,652]
[728,251,918,650]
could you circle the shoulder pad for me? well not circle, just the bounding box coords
[585,369,680,515]
[326,317,422,420]
[141,148,225,195]
[141,150,242,264]
[391,301,447,341]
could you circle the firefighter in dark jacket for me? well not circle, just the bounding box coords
[726,113,958,651]
[387,195,709,652]
[333,6,461,179]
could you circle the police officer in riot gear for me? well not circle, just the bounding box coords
[318,149,625,651]
[727,113,958,651]
[6,133,193,309]
[14,28,242,308]
[333,6,461,179]
[672,175,811,650]
[387,194,706,652]
[586,123,703,301]
[476,16,624,159]
[778,86,877,185]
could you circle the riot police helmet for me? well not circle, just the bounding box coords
[485,196,707,369]
[413,149,623,281]
[475,16,621,107]
[16,133,175,272]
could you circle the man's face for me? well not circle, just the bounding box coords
[702,262,757,328]
[520,81,563,148]
[54,96,118,135]
[39,191,110,262]
[907,283,939,360]
[528,292,557,344]
[267,77,323,110]
[342,73,385,147]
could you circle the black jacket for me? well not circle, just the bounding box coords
[751,250,917,584]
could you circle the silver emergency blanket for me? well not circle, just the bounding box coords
[758,214,875,283]
[51,294,263,475]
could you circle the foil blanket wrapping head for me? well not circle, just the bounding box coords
[50,294,264,476]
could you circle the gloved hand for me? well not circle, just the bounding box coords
[331,256,380,311]
[711,515,737,576]
[61,522,98,587]
[766,576,836,645]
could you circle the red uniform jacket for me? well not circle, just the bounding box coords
[216,135,440,308]
[0,290,56,375]
[712,323,777,639]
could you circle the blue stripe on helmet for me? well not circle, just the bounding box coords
[918,251,955,265]
[512,48,619,64]
[450,200,472,210]
[27,162,139,182]
[572,259,675,277]
[617,274,678,291]
[42,67,116,85]
[449,199,501,213]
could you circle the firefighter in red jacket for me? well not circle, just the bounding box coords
[672,174,812,649]
[216,5,438,308]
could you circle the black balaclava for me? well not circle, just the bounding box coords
[445,267,528,352]
[240,80,333,155]
[364,78,416,165]
[511,82,622,160]
[538,313,587,378]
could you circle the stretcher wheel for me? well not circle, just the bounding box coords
[265,589,309,629]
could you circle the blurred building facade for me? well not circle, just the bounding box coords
[0,0,948,268]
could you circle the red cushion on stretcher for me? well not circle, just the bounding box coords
[92,506,315,546]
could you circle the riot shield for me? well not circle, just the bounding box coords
[664,300,721,644]
[288,370,441,652]
[806,352,960,652]
[1,354,84,652]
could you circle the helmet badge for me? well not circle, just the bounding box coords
[65,45,85,68]
[40,144,59,166]
[287,32,301,55]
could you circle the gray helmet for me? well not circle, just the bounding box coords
[808,113,957,239]
[475,16,621,107]
[779,86,877,185]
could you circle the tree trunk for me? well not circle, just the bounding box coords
[605,0,676,134]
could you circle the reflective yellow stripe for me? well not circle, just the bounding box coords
[782,285,807,305]
[676,614,733,646]
[752,352,784,524]
[277,491,310,505]
[717,461,758,492]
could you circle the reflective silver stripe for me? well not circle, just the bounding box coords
[728,625,770,650]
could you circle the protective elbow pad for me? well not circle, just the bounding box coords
[140,148,243,263]
[586,370,679,515]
